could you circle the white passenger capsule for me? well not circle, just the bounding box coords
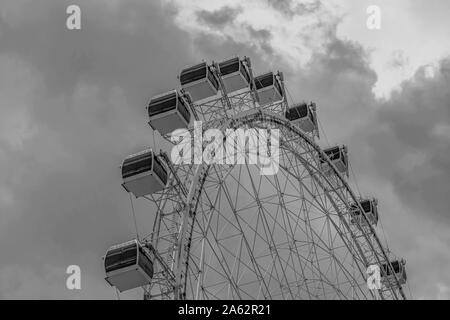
[381,259,407,286]
[350,198,379,226]
[218,57,251,93]
[180,62,219,102]
[319,145,348,176]
[121,149,168,197]
[104,239,154,292]
[254,72,284,106]
[285,102,318,133]
[147,90,191,135]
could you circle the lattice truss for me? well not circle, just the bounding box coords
[134,83,406,301]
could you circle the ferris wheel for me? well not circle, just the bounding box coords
[102,56,408,300]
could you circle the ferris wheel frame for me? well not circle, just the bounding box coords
[110,56,407,300]
[144,109,406,300]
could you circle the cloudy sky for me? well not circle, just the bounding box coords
[0,0,449,299]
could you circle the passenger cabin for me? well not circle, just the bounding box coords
[381,259,407,286]
[180,62,219,102]
[147,90,191,135]
[350,199,379,226]
[254,72,284,106]
[104,239,154,292]
[218,57,251,93]
[319,146,348,176]
[285,102,318,133]
[121,149,168,197]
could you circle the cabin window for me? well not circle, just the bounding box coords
[240,61,250,84]
[255,74,274,90]
[105,245,137,272]
[219,58,250,85]
[122,154,152,179]
[219,58,240,75]
[138,247,154,278]
[152,156,168,185]
[325,148,341,161]
[177,97,191,123]
[296,104,308,118]
[382,261,401,276]
[361,200,372,213]
[341,151,348,167]
[274,77,283,96]
[180,63,207,85]
[392,261,400,273]
[286,104,307,121]
[148,94,177,117]
[207,66,219,90]
[309,107,316,124]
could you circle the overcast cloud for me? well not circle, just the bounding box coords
[0,0,449,299]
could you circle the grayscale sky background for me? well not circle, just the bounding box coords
[0,0,449,299]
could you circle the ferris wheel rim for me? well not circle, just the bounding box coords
[171,108,406,300]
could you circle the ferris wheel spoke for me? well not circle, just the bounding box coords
[242,163,298,299]
[282,165,372,300]
[272,171,314,299]
[111,68,408,299]
[217,169,274,298]
[190,176,270,298]
[272,161,370,298]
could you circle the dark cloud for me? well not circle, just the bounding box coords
[267,0,322,19]
[187,26,276,70]
[196,6,241,29]
[371,59,450,223]
[282,35,378,142]
[0,0,449,300]
[0,0,192,106]
[274,31,450,298]
[246,26,272,42]
[0,0,197,299]
[245,26,274,56]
